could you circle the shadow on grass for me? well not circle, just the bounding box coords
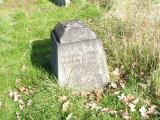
[31,38,52,74]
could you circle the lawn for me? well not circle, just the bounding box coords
[0,0,160,119]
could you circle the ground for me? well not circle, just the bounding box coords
[0,0,160,120]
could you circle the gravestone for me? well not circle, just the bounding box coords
[51,20,110,91]
[54,0,70,7]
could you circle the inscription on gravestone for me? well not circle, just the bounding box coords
[51,21,110,91]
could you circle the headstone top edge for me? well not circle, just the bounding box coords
[55,20,86,30]
[52,20,98,44]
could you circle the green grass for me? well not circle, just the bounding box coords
[0,0,160,119]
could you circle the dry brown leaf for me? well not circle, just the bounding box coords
[86,92,94,102]
[147,105,157,114]
[143,99,151,105]
[138,83,147,89]
[9,91,14,98]
[109,82,118,89]
[86,102,118,115]
[139,106,149,118]
[101,107,109,112]
[62,101,69,112]
[123,94,135,104]
[66,113,72,120]
[15,78,21,84]
[120,82,125,88]
[18,87,30,95]
[112,67,126,81]
[94,90,102,102]
[13,92,20,102]
[58,96,67,102]
[20,64,27,72]
[29,114,33,120]
[133,98,139,104]
[16,112,21,120]
[27,99,33,106]
[19,104,25,110]
[118,93,126,100]
[18,99,24,105]
[113,68,121,77]
[85,102,102,110]
[128,103,136,112]
[122,111,131,120]
[100,107,118,114]
[108,108,118,114]
[114,91,120,95]
[18,87,26,93]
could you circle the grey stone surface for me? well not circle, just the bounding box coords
[51,20,110,91]
[54,0,70,7]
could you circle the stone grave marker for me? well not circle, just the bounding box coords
[51,20,110,91]
[54,0,70,7]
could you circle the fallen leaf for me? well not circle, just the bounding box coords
[18,99,24,105]
[139,106,148,118]
[86,102,118,114]
[101,107,117,114]
[13,92,20,102]
[15,78,21,84]
[107,108,117,114]
[118,93,126,100]
[27,99,33,106]
[120,82,125,88]
[138,83,147,89]
[16,112,21,120]
[9,91,22,102]
[86,92,95,102]
[29,114,33,120]
[19,104,25,110]
[101,107,109,112]
[18,87,26,93]
[122,110,131,120]
[128,103,136,112]
[85,102,102,110]
[109,82,118,89]
[133,98,139,104]
[114,91,120,95]
[66,113,72,120]
[143,99,151,105]
[123,94,135,104]
[58,96,67,102]
[147,105,157,114]
[113,68,121,76]
[94,90,102,102]
[9,91,14,98]
[62,101,69,112]
[20,64,27,72]
[18,87,30,95]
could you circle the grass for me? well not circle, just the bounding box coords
[0,0,160,119]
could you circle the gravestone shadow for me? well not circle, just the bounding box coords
[31,39,52,74]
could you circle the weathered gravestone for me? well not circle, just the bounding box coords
[54,0,70,7]
[51,20,110,91]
